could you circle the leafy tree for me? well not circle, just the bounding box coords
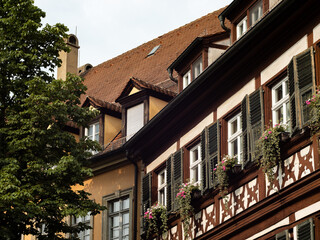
[0,0,104,239]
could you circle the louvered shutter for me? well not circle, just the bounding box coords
[200,129,208,194]
[296,48,316,125]
[297,219,314,240]
[142,173,152,231]
[207,122,220,188]
[275,230,289,240]
[288,47,316,132]
[288,59,297,132]
[248,87,264,161]
[241,95,250,167]
[172,149,183,211]
[166,157,172,212]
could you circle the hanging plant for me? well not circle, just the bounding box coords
[143,202,168,239]
[306,89,320,136]
[257,122,286,188]
[175,181,200,239]
[213,155,237,208]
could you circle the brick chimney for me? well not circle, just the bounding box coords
[57,34,79,80]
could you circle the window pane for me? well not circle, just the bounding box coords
[123,213,129,225]
[231,119,238,135]
[122,198,129,210]
[231,139,238,156]
[95,123,99,134]
[112,227,119,238]
[275,84,283,103]
[112,201,120,213]
[112,216,120,227]
[123,225,129,236]
[88,126,93,137]
[286,102,290,123]
[192,148,199,163]
[275,106,283,124]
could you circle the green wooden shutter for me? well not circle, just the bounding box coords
[166,157,172,212]
[248,87,264,161]
[142,173,152,231]
[296,48,316,125]
[207,122,220,188]
[288,58,297,132]
[288,47,316,132]
[200,128,208,194]
[241,95,250,167]
[275,230,289,240]
[297,218,314,240]
[172,149,183,211]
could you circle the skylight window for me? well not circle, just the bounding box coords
[147,45,161,57]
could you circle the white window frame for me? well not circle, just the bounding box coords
[250,0,263,26]
[108,197,130,240]
[183,70,191,89]
[71,212,92,240]
[192,57,203,80]
[237,16,247,39]
[228,113,242,163]
[85,122,100,154]
[271,77,289,126]
[189,144,202,186]
[158,169,167,205]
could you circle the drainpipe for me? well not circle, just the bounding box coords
[126,150,138,240]
[167,68,178,83]
[218,15,231,32]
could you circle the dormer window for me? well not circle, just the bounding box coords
[126,103,144,140]
[250,0,263,26]
[183,71,191,89]
[237,17,247,39]
[85,122,99,142]
[192,57,203,80]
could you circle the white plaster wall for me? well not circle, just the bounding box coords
[215,38,231,46]
[180,113,213,147]
[313,22,320,43]
[146,142,177,173]
[261,35,308,85]
[208,48,225,66]
[217,78,255,119]
[269,0,282,10]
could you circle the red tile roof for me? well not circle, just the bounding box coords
[81,6,228,104]
[82,96,121,112]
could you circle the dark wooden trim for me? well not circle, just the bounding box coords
[100,114,104,146]
[307,31,313,48]
[255,73,261,89]
[144,99,149,125]
[263,0,269,14]
[183,146,190,183]
[315,42,320,86]
[203,48,208,70]
[208,43,229,50]
[220,118,228,157]
[263,84,272,126]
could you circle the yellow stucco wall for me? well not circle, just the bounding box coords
[72,163,136,240]
[129,87,140,95]
[149,96,168,120]
[104,114,122,146]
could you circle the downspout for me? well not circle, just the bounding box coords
[218,15,231,32]
[126,150,138,240]
[167,68,178,83]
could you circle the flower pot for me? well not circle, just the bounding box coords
[191,189,201,200]
[280,131,290,142]
[231,164,242,174]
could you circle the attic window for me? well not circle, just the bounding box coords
[147,45,161,57]
[68,36,77,45]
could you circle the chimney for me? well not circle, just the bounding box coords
[57,34,80,80]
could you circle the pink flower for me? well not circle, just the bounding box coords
[306,100,310,105]
[222,166,226,171]
[265,136,268,139]
[213,168,216,171]
[183,195,185,198]
[221,161,225,164]
[149,215,153,219]
[268,131,272,134]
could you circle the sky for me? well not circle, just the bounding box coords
[34,0,232,67]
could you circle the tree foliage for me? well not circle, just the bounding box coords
[0,0,104,239]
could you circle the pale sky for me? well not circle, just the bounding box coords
[34,0,232,67]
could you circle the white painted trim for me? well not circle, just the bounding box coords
[295,200,320,221]
[246,217,289,240]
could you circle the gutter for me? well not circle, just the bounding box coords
[126,150,138,240]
